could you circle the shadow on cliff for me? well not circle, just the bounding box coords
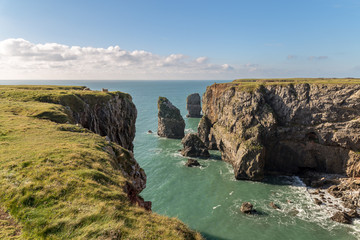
[209,153,222,161]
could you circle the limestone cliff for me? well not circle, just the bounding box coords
[59,91,137,151]
[199,79,360,180]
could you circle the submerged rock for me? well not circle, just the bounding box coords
[314,198,323,205]
[330,211,352,224]
[346,210,359,218]
[186,93,202,118]
[185,159,201,167]
[157,97,185,139]
[181,133,210,158]
[269,202,280,209]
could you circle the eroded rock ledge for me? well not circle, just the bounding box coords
[199,79,360,181]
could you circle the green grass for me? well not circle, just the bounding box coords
[216,78,360,92]
[0,86,202,240]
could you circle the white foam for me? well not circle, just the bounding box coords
[185,128,196,133]
[213,205,221,209]
[268,176,360,238]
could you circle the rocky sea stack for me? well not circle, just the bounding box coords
[181,133,210,158]
[186,93,202,118]
[157,97,185,139]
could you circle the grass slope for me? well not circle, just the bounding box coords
[0,86,202,240]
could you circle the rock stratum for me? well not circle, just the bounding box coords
[199,79,360,181]
[0,85,202,240]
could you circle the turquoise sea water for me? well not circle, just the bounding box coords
[1,80,359,240]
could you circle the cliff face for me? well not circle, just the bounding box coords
[61,92,137,151]
[200,80,360,180]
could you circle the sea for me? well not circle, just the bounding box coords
[1,80,359,240]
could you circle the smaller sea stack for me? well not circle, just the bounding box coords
[157,97,185,139]
[181,133,210,158]
[186,93,202,118]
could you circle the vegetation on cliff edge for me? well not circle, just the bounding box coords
[218,78,360,92]
[0,86,202,240]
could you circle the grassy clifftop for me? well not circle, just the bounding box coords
[0,86,202,240]
[212,78,360,92]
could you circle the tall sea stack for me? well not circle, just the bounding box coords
[157,97,185,139]
[186,93,202,118]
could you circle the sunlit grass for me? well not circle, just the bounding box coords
[0,85,202,239]
[218,78,360,92]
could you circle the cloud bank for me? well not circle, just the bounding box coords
[0,38,353,80]
[0,38,237,80]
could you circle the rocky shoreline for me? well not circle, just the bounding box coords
[302,173,360,223]
[190,79,360,225]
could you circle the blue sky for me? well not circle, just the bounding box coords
[0,0,359,80]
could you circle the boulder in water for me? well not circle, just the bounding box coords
[330,211,352,224]
[185,159,201,167]
[240,202,254,214]
[181,133,210,158]
[314,198,323,205]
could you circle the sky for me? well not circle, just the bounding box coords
[0,0,359,80]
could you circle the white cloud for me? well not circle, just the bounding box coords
[308,56,328,61]
[0,38,235,80]
[196,56,208,64]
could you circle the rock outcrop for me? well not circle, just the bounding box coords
[240,202,254,214]
[185,159,201,167]
[198,116,218,150]
[64,92,137,151]
[186,93,202,118]
[157,97,185,139]
[181,133,210,158]
[331,211,352,224]
[200,79,360,181]
[104,144,150,210]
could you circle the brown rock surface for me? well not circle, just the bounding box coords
[181,133,210,158]
[185,159,201,167]
[186,93,202,118]
[157,97,185,139]
[67,92,137,151]
[240,202,254,214]
[201,81,360,180]
[331,211,352,224]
